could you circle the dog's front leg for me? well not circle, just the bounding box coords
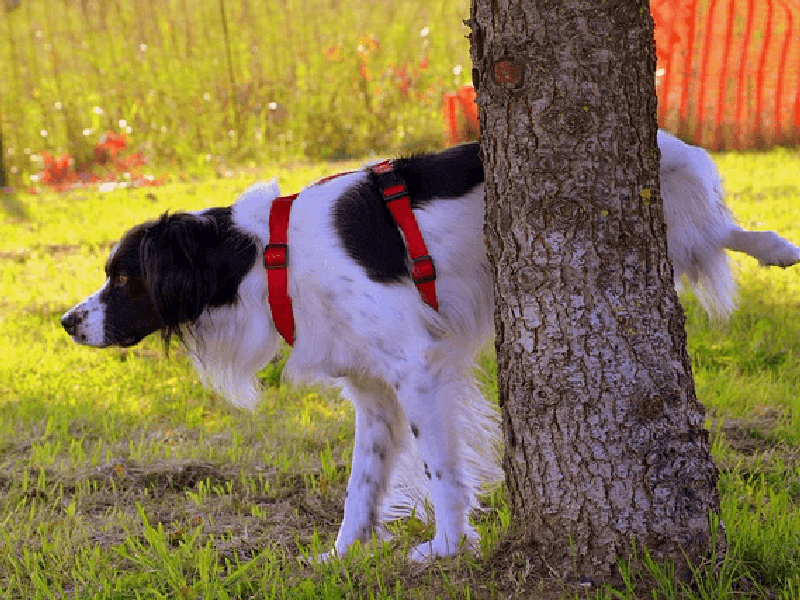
[332,387,401,557]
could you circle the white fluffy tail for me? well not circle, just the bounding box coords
[659,131,737,319]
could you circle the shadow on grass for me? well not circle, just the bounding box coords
[1,189,29,221]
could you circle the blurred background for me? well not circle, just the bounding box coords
[1,0,799,192]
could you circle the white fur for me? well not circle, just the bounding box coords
[62,286,107,346]
[224,173,503,559]
[658,130,799,317]
[187,181,283,409]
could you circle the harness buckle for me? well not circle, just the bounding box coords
[381,183,408,203]
[264,244,288,270]
[373,161,409,203]
[411,255,436,285]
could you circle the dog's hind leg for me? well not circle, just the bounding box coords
[396,369,482,561]
[723,227,800,268]
[331,379,404,557]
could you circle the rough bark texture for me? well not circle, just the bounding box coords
[469,0,723,584]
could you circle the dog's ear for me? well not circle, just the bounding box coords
[139,213,222,337]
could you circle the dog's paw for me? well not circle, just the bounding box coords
[756,233,800,268]
[298,549,336,566]
[775,242,800,268]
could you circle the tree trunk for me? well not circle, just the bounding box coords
[469,0,723,584]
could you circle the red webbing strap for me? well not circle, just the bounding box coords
[265,166,437,347]
[371,161,439,311]
[264,171,354,346]
[265,193,297,346]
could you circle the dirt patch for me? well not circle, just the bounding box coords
[0,456,346,558]
[710,410,798,465]
[105,460,229,493]
[708,413,800,506]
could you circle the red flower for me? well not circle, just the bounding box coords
[29,130,164,193]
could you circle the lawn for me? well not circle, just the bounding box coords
[1,149,799,599]
[2,0,799,597]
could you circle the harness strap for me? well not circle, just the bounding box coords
[371,160,439,311]
[265,164,439,346]
[264,193,297,346]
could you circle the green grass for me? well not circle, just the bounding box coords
[1,150,800,599]
[1,0,473,187]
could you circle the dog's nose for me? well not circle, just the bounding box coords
[61,310,80,335]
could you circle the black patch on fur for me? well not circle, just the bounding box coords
[372,442,387,461]
[392,142,484,208]
[102,207,257,346]
[410,423,419,438]
[333,142,483,283]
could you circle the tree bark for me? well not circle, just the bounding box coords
[469,0,723,584]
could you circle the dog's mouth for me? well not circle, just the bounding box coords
[66,331,143,349]
[66,334,114,349]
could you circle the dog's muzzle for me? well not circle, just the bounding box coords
[60,299,109,347]
[61,308,91,343]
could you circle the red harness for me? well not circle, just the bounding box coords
[264,162,438,346]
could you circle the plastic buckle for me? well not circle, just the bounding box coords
[381,183,408,203]
[264,244,288,270]
[371,160,393,174]
[411,255,436,284]
[373,161,408,203]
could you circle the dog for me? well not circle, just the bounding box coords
[61,131,799,560]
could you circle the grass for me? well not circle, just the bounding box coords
[2,0,799,596]
[1,149,799,599]
[0,0,473,187]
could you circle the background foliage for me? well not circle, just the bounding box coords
[1,0,473,187]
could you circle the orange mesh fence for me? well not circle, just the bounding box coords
[444,0,800,150]
[654,0,800,149]
[442,86,479,147]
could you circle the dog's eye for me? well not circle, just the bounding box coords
[113,273,129,287]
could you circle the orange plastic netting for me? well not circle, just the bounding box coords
[444,0,800,150]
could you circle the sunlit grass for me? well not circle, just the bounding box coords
[1,149,799,598]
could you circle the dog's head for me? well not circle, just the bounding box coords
[61,208,258,348]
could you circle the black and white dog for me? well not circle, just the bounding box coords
[62,131,799,560]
